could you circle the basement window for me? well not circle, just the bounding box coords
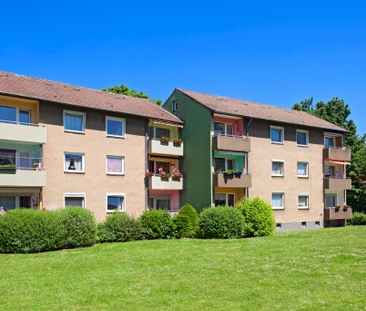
[301,221,307,228]
[276,223,282,229]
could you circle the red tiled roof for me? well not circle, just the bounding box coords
[176,89,347,132]
[0,71,183,124]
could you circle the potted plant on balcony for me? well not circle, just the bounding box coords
[335,205,341,212]
[173,138,183,146]
[171,170,183,181]
[233,170,243,178]
[158,168,170,180]
[160,136,170,145]
[343,204,350,211]
[146,171,154,177]
[224,170,235,178]
[0,159,16,171]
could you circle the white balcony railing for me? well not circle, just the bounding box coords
[0,121,46,144]
[149,138,184,156]
[148,174,183,190]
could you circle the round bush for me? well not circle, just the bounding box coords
[174,203,199,238]
[347,212,366,226]
[140,210,174,239]
[0,209,65,253]
[58,207,97,248]
[236,197,275,237]
[97,212,142,243]
[198,206,244,239]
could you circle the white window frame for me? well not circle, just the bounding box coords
[270,126,284,144]
[172,101,178,112]
[63,110,86,134]
[271,160,284,177]
[272,192,285,210]
[214,122,234,137]
[297,161,309,178]
[64,152,85,173]
[63,193,86,208]
[106,155,125,175]
[298,193,310,210]
[0,105,32,125]
[324,132,343,148]
[296,129,309,147]
[325,193,337,208]
[105,116,126,138]
[106,193,126,213]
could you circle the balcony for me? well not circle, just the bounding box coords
[213,135,250,153]
[148,175,183,190]
[0,121,46,144]
[213,172,251,188]
[324,206,352,221]
[149,138,184,156]
[323,147,351,162]
[324,177,352,190]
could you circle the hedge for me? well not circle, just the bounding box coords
[139,210,174,239]
[173,204,199,238]
[98,212,142,242]
[236,197,275,237]
[347,212,366,226]
[198,206,244,239]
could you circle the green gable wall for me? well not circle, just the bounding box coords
[164,90,212,211]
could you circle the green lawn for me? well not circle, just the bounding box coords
[1,227,366,310]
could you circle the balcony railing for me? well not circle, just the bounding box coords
[213,134,251,152]
[323,176,352,190]
[324,205,352,220]
[323,147,351,162]
[0,156,44,171]
[148,137,184,156]
[147,174,183,190]
[213,171,252,188]
[0,120,46,144]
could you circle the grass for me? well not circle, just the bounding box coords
[1,226,366,310]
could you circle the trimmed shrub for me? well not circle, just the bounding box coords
[140,210,174,239]
[347,212,366,226]
[58,207,97,248]
[198,206,244,239]
[97,212,142,243]
[173,204,199,238]
[0,209,65,253]
[236,197,275,237]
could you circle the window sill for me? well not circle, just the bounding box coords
[64,129,85,134]
[272,174,284,177]
[106,210,125,214]
[297,175,309,178]
[106,172,125,176]
[64,170,85,174]
[271,141,284,145]
[298,207,310,210]
[272,207,285,210]
[297,144,309,148]
[106,134,125,139]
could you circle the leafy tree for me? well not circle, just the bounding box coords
[103,84,161,105]
[292,98,366,212]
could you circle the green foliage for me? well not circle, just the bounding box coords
[103,84,161,105]
[347,212,366,226]
[0,209,64,253]
[140,210,174,239]
[292,97,366,212]
[59,207,97,248]
[173,204,199,238]
[97,212,142,243]
[236,197,275,237]
[198,206,244,239]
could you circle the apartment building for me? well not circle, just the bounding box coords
[164,89,352,230]
[0,72,183,221]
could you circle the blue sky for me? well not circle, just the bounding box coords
[1,1,365,134]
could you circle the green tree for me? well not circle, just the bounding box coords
[103,84,161,105]
[292,98,366,212]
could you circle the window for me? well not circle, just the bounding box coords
[64,193,85,208]
[214,193,235,206]
[325,194,337,208]
[298,195,309,209]
[155,127,170,139]
[297,162,309,177]
[19,109,31,125]
[227,159,235,170]
[324,165,335,178]
[272,193,284,209]
[156,198,170,210]
[296,130,309,146]
[324,136,335,148]
[0,149,16,168]
[107,194,125,213]
[0,106,16,123]
[106,156,125,175]
[64,110,85,133]
[106,116,125,138]
[172,101,178,112]
[64,153,85,173]
[272,161,284,176]
[214,122,233,136]
[270,126,284,144]
[0,196,16,211]
[214,158,226,172]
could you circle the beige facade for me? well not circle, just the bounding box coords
[247,120,325,227]
[39,102,147,221]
